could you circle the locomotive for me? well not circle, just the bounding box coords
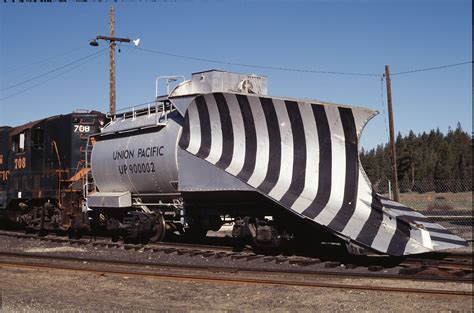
[1,70,467,256]
[0,111,105,232]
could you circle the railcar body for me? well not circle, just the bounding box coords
[86,70,467,255]
[0,111,106,232]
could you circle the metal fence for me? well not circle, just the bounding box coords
[374,179,473,242]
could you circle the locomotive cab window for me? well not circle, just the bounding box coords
[32,128,44,149]
[12,132,26,153]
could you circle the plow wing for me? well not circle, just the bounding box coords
[178,92,467,256]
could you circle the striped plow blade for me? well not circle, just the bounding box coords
[178,92,467,256]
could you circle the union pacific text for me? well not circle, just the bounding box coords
[112,146,164,160]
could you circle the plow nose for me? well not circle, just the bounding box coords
[179,92,467,256]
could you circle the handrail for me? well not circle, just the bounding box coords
[84,135,95,200]
[106,100,156,119]
[84,136,89,199]
[51,140,62,207]
[105,100,174,126]
[155,75,185,98]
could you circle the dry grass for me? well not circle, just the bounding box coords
[391,192,473,212]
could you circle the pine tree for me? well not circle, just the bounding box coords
[360,126,472,192]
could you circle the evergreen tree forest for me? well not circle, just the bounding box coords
[359,123,472,192]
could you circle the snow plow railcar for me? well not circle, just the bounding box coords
[0,70,467,256]
[86,70,467,256]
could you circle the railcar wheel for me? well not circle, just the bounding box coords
[149,213,166,243]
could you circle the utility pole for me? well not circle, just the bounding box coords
[385,65,400,201]
[109,6,115,116]
[90,7,139,115]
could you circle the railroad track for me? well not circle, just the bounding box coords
[0,230,238,253]
[0,230,472,283]
[401,254,473,273]
[0,251,471,297]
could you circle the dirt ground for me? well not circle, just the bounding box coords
[0,233,472,312]
[1,265,472,312]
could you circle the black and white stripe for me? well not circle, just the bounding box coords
[179,92,467,256]
[378,196,468,250]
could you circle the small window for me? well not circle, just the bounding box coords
[19,133,25,150]
[12,131,27,153]
[32,129,44,149]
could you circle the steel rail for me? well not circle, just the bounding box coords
[0,256,471,297]
[2,230,472,261]
[0,251,471,284]
[400,259,472,271]
[0,230,472,276]
[0,230,239,252]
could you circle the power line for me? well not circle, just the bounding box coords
[391,61,472,76]
[0,49,106,102]
[4,46,89,75]
[127,45,472,78]
[124,45,381,77]
[2,44,468,103]
[1,47,108,92]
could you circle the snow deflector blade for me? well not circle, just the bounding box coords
[178,92,468,256]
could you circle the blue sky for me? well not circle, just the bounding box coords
[0,0,471,149]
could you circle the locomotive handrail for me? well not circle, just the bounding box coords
[84,135,89,200]
[84,135,95,200]
[51,140,62,207]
